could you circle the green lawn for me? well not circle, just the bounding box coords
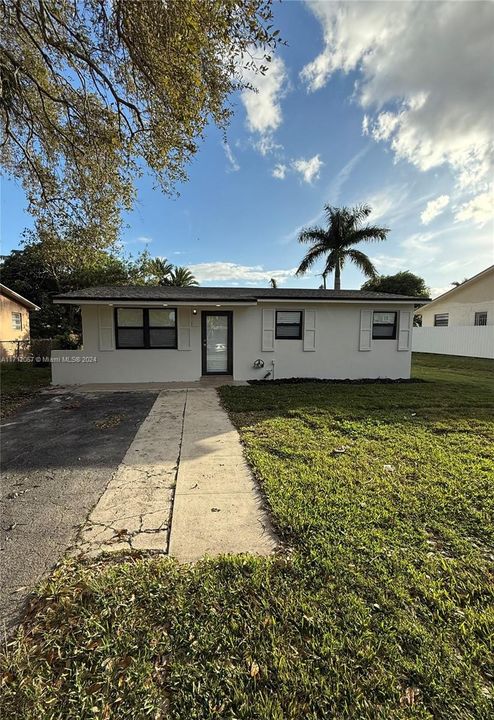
[1,354,493,719]
[0,362,51,417]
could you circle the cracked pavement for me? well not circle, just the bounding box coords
[0,391,157,631]
[75,391,185,556]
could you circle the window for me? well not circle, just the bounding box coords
[372,311,397,339]
[474,311,487,326]
[11,312,22,330]
[434,313,449,327]
[115,308,177,349]
[275,311,303,339]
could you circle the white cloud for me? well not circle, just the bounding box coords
[369,254,406,272]
[240,55,287,153]
[252,135,284,157]
[188,262,296,285]
[421,195,450,225]
[136,236,153,244]
[455,188,494,228]
[272,163,287,180]
[301,1,494,202]
[292,154,324,184]
[223,142,239,172]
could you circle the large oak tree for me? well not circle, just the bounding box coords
[1,0,279,252]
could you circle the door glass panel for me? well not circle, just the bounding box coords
[206,315,228,372]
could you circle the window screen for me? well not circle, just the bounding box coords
[275,311,303,339]
[372,311,397,339]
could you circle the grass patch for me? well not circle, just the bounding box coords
[0,362,51,417]
[1,355,493,718]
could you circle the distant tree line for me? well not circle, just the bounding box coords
[0,243,198,342]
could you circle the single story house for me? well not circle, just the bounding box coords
[0,283,39,358]
[413,265,494,359]
[415,264,493,328]
[51,286,426,385]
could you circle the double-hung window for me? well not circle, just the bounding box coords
[115,308,177,349]
[275,311,303,339]
[474,311,487,326]
[434,313,449,327]
[372,311,397,339]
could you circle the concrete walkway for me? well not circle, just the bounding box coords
[169,389,277,562]
[76,388,276,561]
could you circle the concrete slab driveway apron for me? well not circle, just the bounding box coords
[76,391,185,555]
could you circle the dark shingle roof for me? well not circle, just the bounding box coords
[54,286,428,303]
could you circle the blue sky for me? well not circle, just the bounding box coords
[2,1,493,297]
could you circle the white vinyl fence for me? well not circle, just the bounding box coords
[412,326,494,359]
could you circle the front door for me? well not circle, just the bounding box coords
[202,312,233,375]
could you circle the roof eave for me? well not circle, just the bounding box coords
[0,284,40,311]
[53,298,257,306]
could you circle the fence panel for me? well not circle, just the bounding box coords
[412,326,494,359]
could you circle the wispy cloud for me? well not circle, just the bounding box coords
[326,145,370,204]
[421,195,450,225]
[223,142,240,172]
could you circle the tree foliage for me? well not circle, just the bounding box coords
[167,266,198,287]
[1,0,280,247]
[361,271,430,298]
[296,204,389,290]
[0,243,200,336]
[0,242,130,338]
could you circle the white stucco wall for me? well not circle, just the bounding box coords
[51,302,414,384]
[234,303,412,381]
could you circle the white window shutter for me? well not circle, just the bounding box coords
[359,309,372,351]
[398,310,412,351]
[177,307,192,350]
[303,310,316,351]
[98,306,114,351]
[262,309,275,351]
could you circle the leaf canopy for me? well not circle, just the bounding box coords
[1,0,280,247]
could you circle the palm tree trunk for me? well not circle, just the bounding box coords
[334,262,341,290]
[322,272,327,289]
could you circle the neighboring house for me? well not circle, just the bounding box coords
[413,265,494,358]
[51,286,424,384]
[0,284,39,357]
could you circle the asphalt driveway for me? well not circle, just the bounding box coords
[0,391,157,630]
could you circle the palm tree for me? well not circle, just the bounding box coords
[296,204,389,290]
[167,266,199,287]
[147,257,174,286]
[269,278,277,288]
